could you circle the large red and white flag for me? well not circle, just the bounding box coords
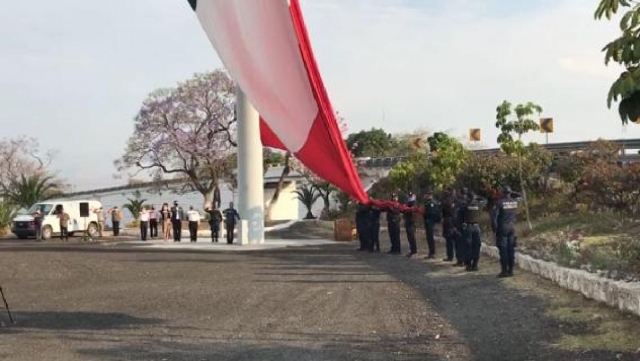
[187,0,368,203]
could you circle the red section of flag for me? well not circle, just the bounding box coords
[260,118,286,150]
[270,0,368,203]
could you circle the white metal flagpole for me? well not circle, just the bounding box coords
[236,88,265,244]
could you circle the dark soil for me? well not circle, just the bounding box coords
[0,236,638,360]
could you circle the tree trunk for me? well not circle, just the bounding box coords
[305,210,315,220]
[266,152,291,222]
[202,189,214,210]
[321,196,330,220]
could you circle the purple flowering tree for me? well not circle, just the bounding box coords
[115,70,236,207]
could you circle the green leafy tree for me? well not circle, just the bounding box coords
[427,132,469,190]
[346,128,394,157]
[263,149,285,170]
[388,160,419,194]
[595,0,640,123]
[123,190,147,220]
[294,183,320,220]
[495,100,543,230]
[0,201,18,234]
[2,174,63,210]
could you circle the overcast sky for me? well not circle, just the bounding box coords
[0,0,633,191]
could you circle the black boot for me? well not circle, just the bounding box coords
[471,258,479,272]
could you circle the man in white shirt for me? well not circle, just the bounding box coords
[139,207,150,241]
[187,206,200,243]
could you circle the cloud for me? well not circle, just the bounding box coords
[558,57,619,78]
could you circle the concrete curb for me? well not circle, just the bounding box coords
[481,243,640,317]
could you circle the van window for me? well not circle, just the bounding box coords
[27,204,54,215]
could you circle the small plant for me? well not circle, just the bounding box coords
[123,190,147,220]
[294,183,320,220]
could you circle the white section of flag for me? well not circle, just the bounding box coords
[194,0,318,152]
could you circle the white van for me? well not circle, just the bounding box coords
[11,200,102,240]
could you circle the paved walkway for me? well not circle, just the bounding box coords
[116,238,337,251]
[0,240,638,360]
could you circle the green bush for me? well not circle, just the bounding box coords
[0,201,18,234]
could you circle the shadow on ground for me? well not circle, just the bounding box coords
[9,311,161,331]
[76,338,442,361]
[249,244,640,361]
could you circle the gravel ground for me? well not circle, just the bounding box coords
[0,237,639,361]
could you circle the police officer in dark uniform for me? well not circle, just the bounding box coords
[369,204,381,252]
[453,189,468,267]
[386,194,402,255]
[355,203,371,251]
[422,189,440,259]
[459,191,487,271]
[493,186,520,277]
[404,192,418,258]
[440,188,458,262]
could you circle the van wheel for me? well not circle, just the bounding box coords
[42,226,53,240]
[86,222,98,238]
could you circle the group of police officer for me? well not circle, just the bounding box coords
[355,185,520,278]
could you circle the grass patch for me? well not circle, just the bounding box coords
[503,271,640,353]
[557,322,640,352]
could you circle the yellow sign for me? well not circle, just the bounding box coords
[540,118,554,133]
[412,137,423,149]
[469,128,481,142]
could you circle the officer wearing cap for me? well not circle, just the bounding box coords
[493,186,520,277]
[458,190,487,271]
[453,188,469,267]
[422,188,440,259]
[404,192,418,258]
[386,193,402,254]
[440,188,458,262]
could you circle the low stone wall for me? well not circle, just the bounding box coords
[481,243,640,317]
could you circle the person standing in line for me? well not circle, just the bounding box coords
[32,209,43,241]
[223,202,240,244]
[160,203,172,242]
[369,204,381,252]
[187,206,200,243]
[355,203,370,251]
[93,207,105,238]
[440,189,457,262]
[205,203,223,243]
[493,186,520,278]
[139,207,150,241]
[109,206,122,236]
[149,206,158,239]
[458,191,487,272]
[171,201,184,242]
[404,192,418,258]
[422,189,440,259]
[57,205,70,242]
[386,193,402,255]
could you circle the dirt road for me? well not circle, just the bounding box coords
[0,239,638,360]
